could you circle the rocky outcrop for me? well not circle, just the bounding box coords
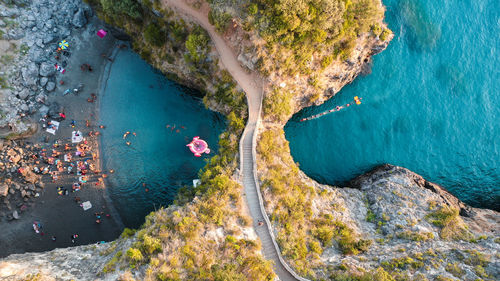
[303,164,500,279]
[0,0,91,137]
[0,237,136,280]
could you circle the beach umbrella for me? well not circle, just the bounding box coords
[58,40,69,50]
[97,29,107,38]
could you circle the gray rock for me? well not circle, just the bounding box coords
[6,29,25,40]
[0,7,19,17]
[35,38,44,48]
[18,89,30,100]
[0,19,5,27]
[19,103,29,112]
[0,183,8,197]
[72,9,86,28]
[12,210,19,219]
[45,19,54,29]
[22,63,39,86]
[39,62,56,77]
[45,81,55,92]
[29,47,48,63]
[40,77,48,87]
[42,33,55,44]
[39,104,49,116]
[36,93,47,104]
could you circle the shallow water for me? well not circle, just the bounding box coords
[100,50,225,227]
[285,0,499,210]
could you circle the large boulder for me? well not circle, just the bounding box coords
[21,63,39,86]
[29,47,49,63]
[39,62,55,77]
[40,77,48,87]
[46,81,56,92]
[0,183,8,197]
[17,89,30,100]
[72,9,87,28]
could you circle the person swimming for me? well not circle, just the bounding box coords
[123,132,130,139]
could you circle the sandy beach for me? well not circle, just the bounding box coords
[0,17,125,258]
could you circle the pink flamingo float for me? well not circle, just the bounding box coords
[187,136,210,157]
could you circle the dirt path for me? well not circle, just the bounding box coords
[163,1,306,280]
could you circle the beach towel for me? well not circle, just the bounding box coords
[46,120,60,135]
[82,201,92,211]
[72,131,83,143]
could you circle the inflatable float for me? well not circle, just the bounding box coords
[187,136,210,157]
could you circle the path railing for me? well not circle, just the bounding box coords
[238,87,309,281]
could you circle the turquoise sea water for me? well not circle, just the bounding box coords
[285,0,499,210]
[100,50,225,227]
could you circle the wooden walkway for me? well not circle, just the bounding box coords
[163,1,309,280]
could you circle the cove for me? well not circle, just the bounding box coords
[285,0,499,210]
[100,50,225,227]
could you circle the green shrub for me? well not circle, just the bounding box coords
[445,263,465,278]
[464,250,490,267]
[208,9,232,33]
[426,206,472,240]
[263,88,293,122]
[379,28,392,41]
[371,24,382,36]
[141,234,162,255]
[396,230,434,241]
[144,22,166,47]
[313,226,334,247]
[185,27,210,64]
[366,209,376,222]
[247,3,258,15]
[99,0,142,22]
[126,248,143,263]
[474,265,488,278]
[381,256,423,270]
[121,228,136,238]
[320,55,334,69]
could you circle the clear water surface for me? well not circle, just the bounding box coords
[285,0,499,210]
[100,50,225,227]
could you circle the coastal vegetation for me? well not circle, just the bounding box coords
[257,128,371,278]
[425,206,472,240]
[83,0,273,279]
[248,0,388,76]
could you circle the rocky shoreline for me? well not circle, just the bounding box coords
[0,0,123,257]
[0,0,498,280]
